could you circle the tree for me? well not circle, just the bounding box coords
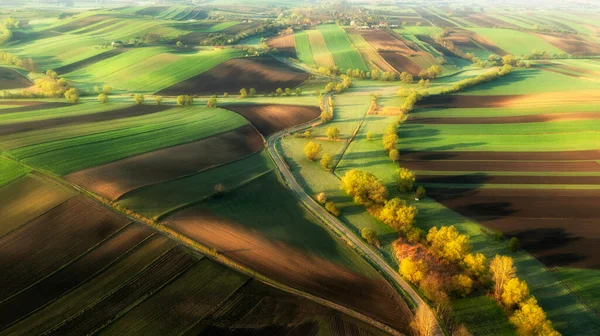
[361,228,379,247]
[249,88,256,97]
[295,87,302,96]
[389,149,400,161]
[400,71,413,84]
[418,79,430,88]
[46,70,58,80]
[502,54,517,66]
[102,85,112,94]
[276,88,284,96]
[415,185,426,200]
[223,92,229,98]
[463,253,487,278]
[207,97,217,108]
[367,132,374,141]
[410,306,436,336]
[382,132,398,152]
[326,126,340,140]
[320,109,333,123]
[378,198,418,231]
[508,237,520,252]
[405,226,425,244]
[142,32,161,44]
[400,257,427,285]
[315,192,327,204]
[304,141,322,161]
[176,95,193,106]
[176,41,183,48]
[155,96,163,105]
[93,85,100,94]
[502,277,529,308]
[320,153,333,171]
[509,297,560,336]
[239,88,248,98]
[490,255,516,299]
[340,170,388,206]
[97,93,108,103]
[452,274,473,297]
[325,201,341,216]
[396,167,416,192]
[64,88,79,103]
[133,94,144,105]
[452,324,472,336]
[427,226,471,263]
[284,88,292,96]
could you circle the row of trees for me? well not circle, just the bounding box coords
[0,51,38,72]
[441,65,513,95]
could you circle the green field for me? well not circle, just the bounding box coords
[0,157,30,186]
[468,28,565,56]
[294,31,315,66]
[452,296,516,336]
[316,25,368,71]
[553,267,600,316]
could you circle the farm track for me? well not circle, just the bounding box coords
[266,95,444,336]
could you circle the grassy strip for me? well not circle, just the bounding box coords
[0,157,30,187]
[452,296,516,336]
[552,267,600,316]
[419,183,600,190]
[295,31,315,66]
[317,25,368,71]
[415,170,600,177]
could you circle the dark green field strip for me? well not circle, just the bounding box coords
[54,48,130,75]
[66,124,264,201]
[45,247,199,336]
[552,267,600,316]
[452,296,516,336]
[118,150,274,218]
[7,107,247,175]
[99,259,249,335]
[0,225,153,329]
[0,174,74,238]
[2,235,177,335]
[0,102,72,116]
[0,104,171,136]
[73,19,120,35]
[0,102,120,125]
[0,157,29,187]
[0,195,130,301]
[416,173,600,185]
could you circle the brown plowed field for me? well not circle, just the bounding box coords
[224,104,320,136]
[0,104,171,136]
[402,160,600,172]
[380,52,422,75]
[0,67,32,90]
[445,29,507,56]
[0,224,153,328]
[0,195,130,301]
[267,34,296,59]
[52,15,110,33]
[426,188,600,269]
[67,125,265,201]
[358,29,416,54]
[417,174,600,185]
[464,14,520,29]
[55,48,130,75]
[408,112,600,124]
[416,92,600,108]
[164,209,413,334]
[0,102,72,115]
[156,57,309,96]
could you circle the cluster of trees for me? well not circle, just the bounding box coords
[316,66,397,82]
[199,20,284,46]
[524,49,568,60]
[133,94,144,105]
[418,65,443,80]
[95,85,112,104]
[319,95,334,122]
[34,70,76,101]
[400,71,413,84]
[441,65,513,95]
[177,95,194,106]
[239,88,256,98]
[0,17,21,45]
[382,123,398,154]
[314,191,341,216]
[323,76,352,94]
[0,51,39,72]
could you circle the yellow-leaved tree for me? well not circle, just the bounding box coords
[377,198,417,232]
[340,170,388,206]
[452,274,473,297]
[400,257,427,285]
[490,255,516,300]
[426,225,471,263]
[397,167,416,192]
[509,297,561,336]
[462,253,487,278]
[304,141,322,161]
[501,277,529,308]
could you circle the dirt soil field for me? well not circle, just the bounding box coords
[358,29,416,55]
[0,67,32,90]
[267,34,296,59]
[223,104,320,136]
[534,33,600,56]
[0,195,130,301]
[380,52,422,75]
[157,57,309,96]
[164,208,413,334]
[408,112,600,124]
[416,92,600,108]
[426,188,600,269]
[52,15,110,33]
[66,125,265,201]
[0,104,171,136]
[55,48,130,75]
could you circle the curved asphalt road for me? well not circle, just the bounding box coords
[265,96,444,336]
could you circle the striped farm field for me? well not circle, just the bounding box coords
[307,30,336,67]
[317,25,368,71]
[467,28,565,56]
[294,31,315,66]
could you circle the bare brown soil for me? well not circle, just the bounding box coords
[224,104,320,136]
[426,188,600,269]
[164,209,413,334]
[463,14,520,29]
[0,104,170,136]
[0,102,72,115]
[267,34,296,59]
[55,48,129,75]
[0,195,130,301]
[0,224,153,328]
[52,15,110,33]
[157,57,309,96]
[358,29,416,55]
[408,112,600,124]
[445,28,507,56]
[0,67,32,90]
[380,52,422,75]
[67,125,265,201]
[416,92,600,108]
[413,8,456,27]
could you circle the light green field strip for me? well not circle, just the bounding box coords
[197,21,240,32]
[452,296,517,336]
[419,183,600,190]
[157,7,181,19]
[486,13,535,29]
[406,119,600,136]
[68,19,119,34]
[118,150,274,218]
[1,236,177,336]
[294,32,315,66]
[399,26,443,36]
[413,104,600,118]
[467,28,565,56]
[553,267,600,316]
[415,170,600,177]
[0,157,30,186]
[316,25,368,71]
[396,31,442,56]
[171,7,194,20]
[65,47,168,79]
[0,105,19,110]
[7,107,248,175]
[0,102,123,126]
[0,105,191,151]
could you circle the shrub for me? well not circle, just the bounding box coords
[320,153,333,170]
[325,201,341,216]
[366,132,374,141]
[361,228,379,246]
[508,237,520,252]
[415,185,426,200]
[304,141,322,161]
[133,94,144,105]
[326,126,340,140]
[97,93,108,103]
[315,192,327,204]
[397,167,415,192]
[389,149,400,161]
[155,96,163,105]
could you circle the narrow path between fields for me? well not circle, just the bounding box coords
[266,93,445,336]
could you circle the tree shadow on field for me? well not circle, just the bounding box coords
[508,227,581,255]
[460,69,540,94]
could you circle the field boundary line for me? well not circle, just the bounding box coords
[548,268,600,318]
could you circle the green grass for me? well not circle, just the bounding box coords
[452,296,516,336]
[413,104,600,119]
[0,157,30,187]
[467,28,565,56]
[0,102,124,126]
[553,267,600,316]
[118,150,274,218]
[399,26,443,36]
[7,107,248,175]
[406,119,600,136]
[197,21,240,32]
[316,25,368,71]
[294,32,315,66]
